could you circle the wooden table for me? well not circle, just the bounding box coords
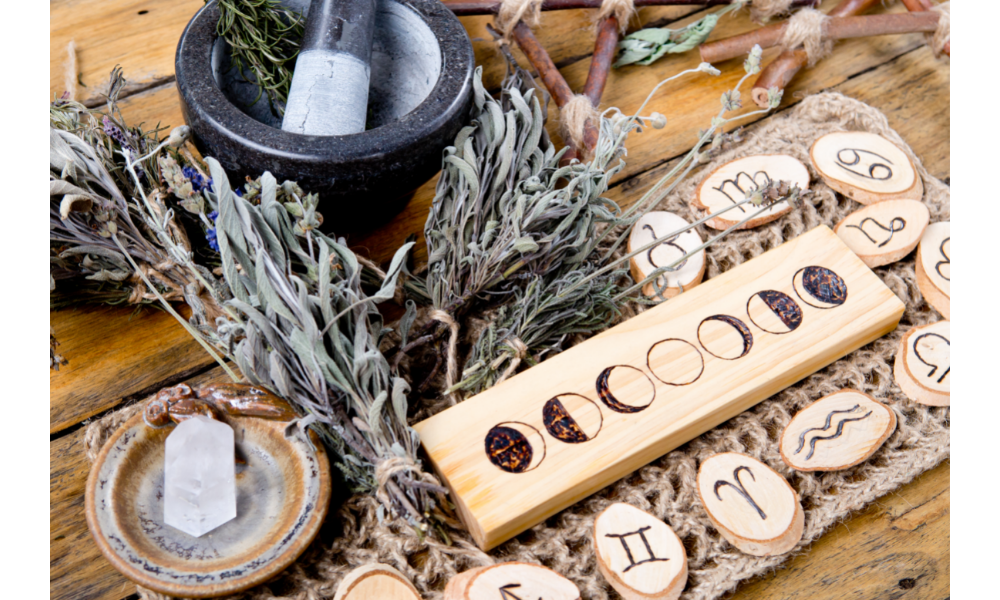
[49,1,950,599]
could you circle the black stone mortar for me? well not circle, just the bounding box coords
[176,0,474,230]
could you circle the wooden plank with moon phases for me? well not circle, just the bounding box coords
[443,563,580,600]
[333,564,421,600]
[894,320,950,407]
[833,200,929,268]
[693,155,810,230]
[915,221,950,319]
[628,212,705,298]
[779,389,897,472]
[697,453,804,556]
[414,226,904,550]
[593,503,688,600]
[810,132,923,205]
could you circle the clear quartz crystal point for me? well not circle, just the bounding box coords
[164,415,237,537]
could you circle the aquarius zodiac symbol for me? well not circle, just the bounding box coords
[936,237,950,281]
[604,526,671,573]
[794,405,873,460]
[913,332,950,383]
[714,465,767,520]
[713,170,771,213]
[845,217,906,248]
[835,148,894,181]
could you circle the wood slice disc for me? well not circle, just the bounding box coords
[894,320,950,407]
[915,221,950,319]
[810,132,922,204]
[593,503,687,600]
[694,155,810,230]
[696,453,803,556]
[780,389,897,472]
[627,211,705,298]
[334,564,421,600]
[445,563,580,600]
[833,200,929,268]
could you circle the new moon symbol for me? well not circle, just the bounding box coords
[647,338,705,386]
[747,290,803,334]
[543,394,604,444]
[485,422,546,473]
[597,365,656,414]
[793,266,848,309]
[698,315,754,360]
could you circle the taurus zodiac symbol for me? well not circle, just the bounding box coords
[845,217,906,248]
[835,148,894,181]
[935,237,950,281]
[714,465,767,520]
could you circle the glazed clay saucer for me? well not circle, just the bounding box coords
[85,389,331,598]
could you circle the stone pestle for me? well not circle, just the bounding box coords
[281,0,376,136]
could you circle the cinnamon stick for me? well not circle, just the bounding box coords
[700,11,941,64]
[445,0,819,16]
[511,20,599,155]
[583,16,619,106]
[899,0,948,56]
[750,0,880,108]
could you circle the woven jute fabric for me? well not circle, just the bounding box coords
[85,92,950,600]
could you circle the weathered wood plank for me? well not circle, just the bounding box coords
[728,460,950,600]
[50,367,232,600]
[50,0,203,103]
[49,304,219,434]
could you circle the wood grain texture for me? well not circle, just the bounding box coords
[334,564,421,600]
[51,367,231,600]
[811,131,923,204]
[50,304,219,434]
[48,0,950,596]
[50,0,203,103]
[416,226,905,549]
[726,460,950,600]
[593,503,687,600]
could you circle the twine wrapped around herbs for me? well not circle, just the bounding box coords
[86,91,949,600]
[496,0,545,37]
[749,0,795,24]
[597,0,637,34]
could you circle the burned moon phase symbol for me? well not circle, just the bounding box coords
[698,315,754,360]
[543,394,604,444]
[793,266,848,309]
[485,422,546,473]
[647,338,705,386]
[597,365,656,414]
[747,290,803,334]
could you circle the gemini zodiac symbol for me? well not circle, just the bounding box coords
[714,466,767,520]
[604,526,671,573]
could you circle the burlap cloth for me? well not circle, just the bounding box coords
[84,92,950,600]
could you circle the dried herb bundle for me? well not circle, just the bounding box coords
[615,2,745,67]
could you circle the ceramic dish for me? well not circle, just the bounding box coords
[85,409,330,597]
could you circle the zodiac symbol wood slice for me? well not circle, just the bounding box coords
[415,226,904,550]
[444,563,580,600]
[894,320,950,407]
[693,155,810,230]
[628,211,705,298]
[915,222,950,319]
[334,564,421,600]
[810,132,922,204]
[593,503,687,600]
[834,200,929,268]
[779,389,896,472]
[697,453,804,556]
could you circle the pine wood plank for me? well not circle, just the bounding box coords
[49,304,219,434]
[50,0,203,103]
[415,226,905,549]
[50,367,231,600]
[728,460,950,600]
